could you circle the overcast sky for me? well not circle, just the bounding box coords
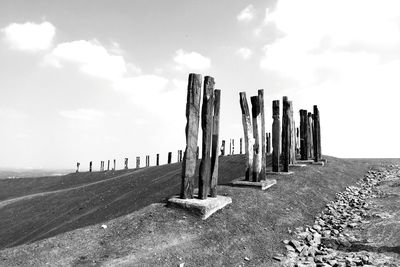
[1,0,400,170]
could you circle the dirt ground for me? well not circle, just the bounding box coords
[1,156,393,266]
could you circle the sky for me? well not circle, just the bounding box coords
[1,0,400,170]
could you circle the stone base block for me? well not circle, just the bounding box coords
[265,171,294,175]
[167,195,232,220]
[231,178,276,190]
[289,164,307,167]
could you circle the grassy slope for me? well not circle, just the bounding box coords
[0,156,390,266]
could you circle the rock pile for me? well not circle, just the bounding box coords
[279,165,400,267]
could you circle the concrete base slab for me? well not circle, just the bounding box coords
[167,195,232,220]
[312,161,325,166]
[231,178,277,190]
[265,171,294,175]
[289,164,307,167]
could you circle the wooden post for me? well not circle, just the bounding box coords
[168,152,172,164]
[181,73,202,199]
[313,105,321,162]
[196,146,199,160]
[113,159,116,170]
[239,92,253,181]
[76,162,80,173]
[229,139,232,155]
[251,96,262,182]
[296,127,300,156]
[232,139,234,154]
[308,112,314,159]
[156,154,160,166]
[179,150,183,162]
[289,101,296,164]
[199,76,214,199]
[281,97,290,172]
[89,161,92,172]
[258,89,266,180]
[272,100,280,172]
[100,161,103,172]
[266,132,271,154]
[300,109,308,160]
[210,89,221,197]
[221,140,225,156]
[107,160,110,171]
[146,155,150,167]
[124,158,128,169]
[136,157,140,168]
[240,138,243,154]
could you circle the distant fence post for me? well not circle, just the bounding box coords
[308,112,314,159]
[156,154,160,166]
[180,73,202,199]
[124,158,128,169]
[199,76,214,199]
[240,92,254,181]
[251,96,262,182]
[136,157,140,168]
[168,152,172,164]
[76,162,80,173]
[281,97,290,172]
[289,102,296,165]
[229,139,232,155]
[221,140,225,156]
[232,139,234,154]
[313,105,321,162]
[258,89,266,180]
[240,138,243,154]
[296,127,300,156]
[89,161,92,172]
[272,100,280,172]
[100,161,103,172]
[300,109,308,160]
[210,89,221,197]
[146,155,150,167]
[107,160,110,171]
[113,159,116,170]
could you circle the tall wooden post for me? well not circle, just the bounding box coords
[113,159,116,170]
[239,92,253,181]
[308,112,314,159]
[313,105,321,162]
[107,160,110,171]
[240,138,243,154]
[272,100,280,172]
[296,127,300,156]
[196,146,199,160]
[258,89,266,180]
[300,109,308,160]
[289,102,296,164]
[124,158,128,169]
[232,139,234,154]
[100,161,103,171]
[251,96,262,182]
[199,76,214,199]
[76,162,80,173]
[168,152,172,164]
[179,150,183,162]
[156,154,160,166]
[229,139,232,155]
[266,133,271,154]
[146,155,150,167]
[136,157,140,168]
[181,73,202,199]
[281,97,290,172]
[89,161,92,172]
[210,89,221,197]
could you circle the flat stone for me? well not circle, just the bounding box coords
[265,171,294,175]
[167,195,232,220]
[231,178,276,190]
[289,164,307,167]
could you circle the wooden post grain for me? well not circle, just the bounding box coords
[281,97,290,172]
[313,105,321,162]
[199,76,215,199]
[272,100,280,172]
[239,92,253,181]
[258,89,266,180]
[180,73,202,199]
[210,89,221,197]
[251,96,262,182]
[300,109,308,160]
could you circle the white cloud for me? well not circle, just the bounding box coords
[60,109,104,121]
[237,5,255,22]
[44,40,138,81]
[173,49,211,70]
[1,21,55,52]
[236,47,253,60]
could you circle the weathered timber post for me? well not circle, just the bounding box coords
[272,100,280,172]
[179,150,183,162]
[258,89,266,180]
[289,102,296,164]
[168,152,172,164]
[196,146,199,160]
[251,96,262,182]
[210,89,221,197]
[281,97,290,172]
[136,157,140,168]
[229,139,232,155]
[124,158,128,169]
[239,92,254,181]
[156,154,160,166]
[313,105,321,162]
[240,138,243,154]
[199,76,214,199]
[232,139,234,154]
[300,109,308,160]
[146,155,150,167]
[107,160,110,171]
[296,127,300,156]
[89,161,92,172]
[180,73,202,199]
[76,162,80,173]
[113,159,116,170]
[100,161,103,171]
[266,133,271,154]
[308,112,314,159]
[221,140,225,156]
